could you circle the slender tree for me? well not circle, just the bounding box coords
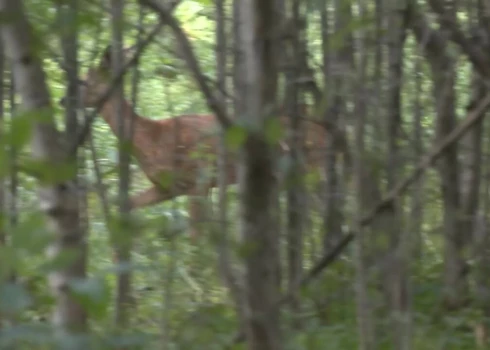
[235,0,282,348]
[0,0,87,345]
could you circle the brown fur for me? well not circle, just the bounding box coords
[69,46,329,239]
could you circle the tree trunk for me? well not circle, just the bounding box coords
[385,3,411,349]
[322,0,345,251]
[216,0,245,331]
[353,1,374,347]
[284,0,305,329]
[0,0,87,342]
[0,33,6,330]
[110,0,133,328]
[408,2,468,310]
[409,52,424,259]
[236,0,282,348]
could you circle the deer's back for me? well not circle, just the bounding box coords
[133,114,222,185]
[133,113,328,188]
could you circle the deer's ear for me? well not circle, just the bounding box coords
[100,45,134,69]
[100,45,113,69]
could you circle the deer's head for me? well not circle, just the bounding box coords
[59,45,132,108]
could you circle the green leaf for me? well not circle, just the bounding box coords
[38,248,82,274]
[157,171,176,190]
[11,213,48,250]
[264,117,285,145]
[7,112,33,150]
[0,247,20,284]
[21,158,77,184]
[118,139,134,156]
[69,277,110,320]
[225,125,248,150]
[0,147,7,180]
[194,0,213,5]
[107,214,136,248]
[305,169,323,190]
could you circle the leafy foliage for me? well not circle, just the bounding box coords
[0,0,487,349]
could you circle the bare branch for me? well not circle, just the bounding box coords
[68,22,162,155]
[138,0,232,129]
[68,0,183,156]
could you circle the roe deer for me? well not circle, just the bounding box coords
[61,45,330,239]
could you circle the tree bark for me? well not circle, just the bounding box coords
[385,3,411,349]
[216,0,245,331]
[110,0,133,328]
[322,0,345,251]
[284,0,305,329]
[353,1,374,348]
[0,30,6,330]
[236,0,282,349]
[409,52,424,260]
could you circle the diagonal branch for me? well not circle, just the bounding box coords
[138,0,232,129]
[68,0,183,156]
[68,25,162,155]
[230,92,490,345]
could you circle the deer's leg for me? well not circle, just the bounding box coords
[128,186,174,210]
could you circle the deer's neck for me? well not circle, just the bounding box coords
[100,97,142,139]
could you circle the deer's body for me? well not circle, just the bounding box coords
[99,95,327,201]
[63,46,329,239]
[99,97,237,203]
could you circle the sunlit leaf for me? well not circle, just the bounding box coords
[6,112,33,150]
[78,11,102,29]
[21,158,77,184]
[193,0,213,5]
